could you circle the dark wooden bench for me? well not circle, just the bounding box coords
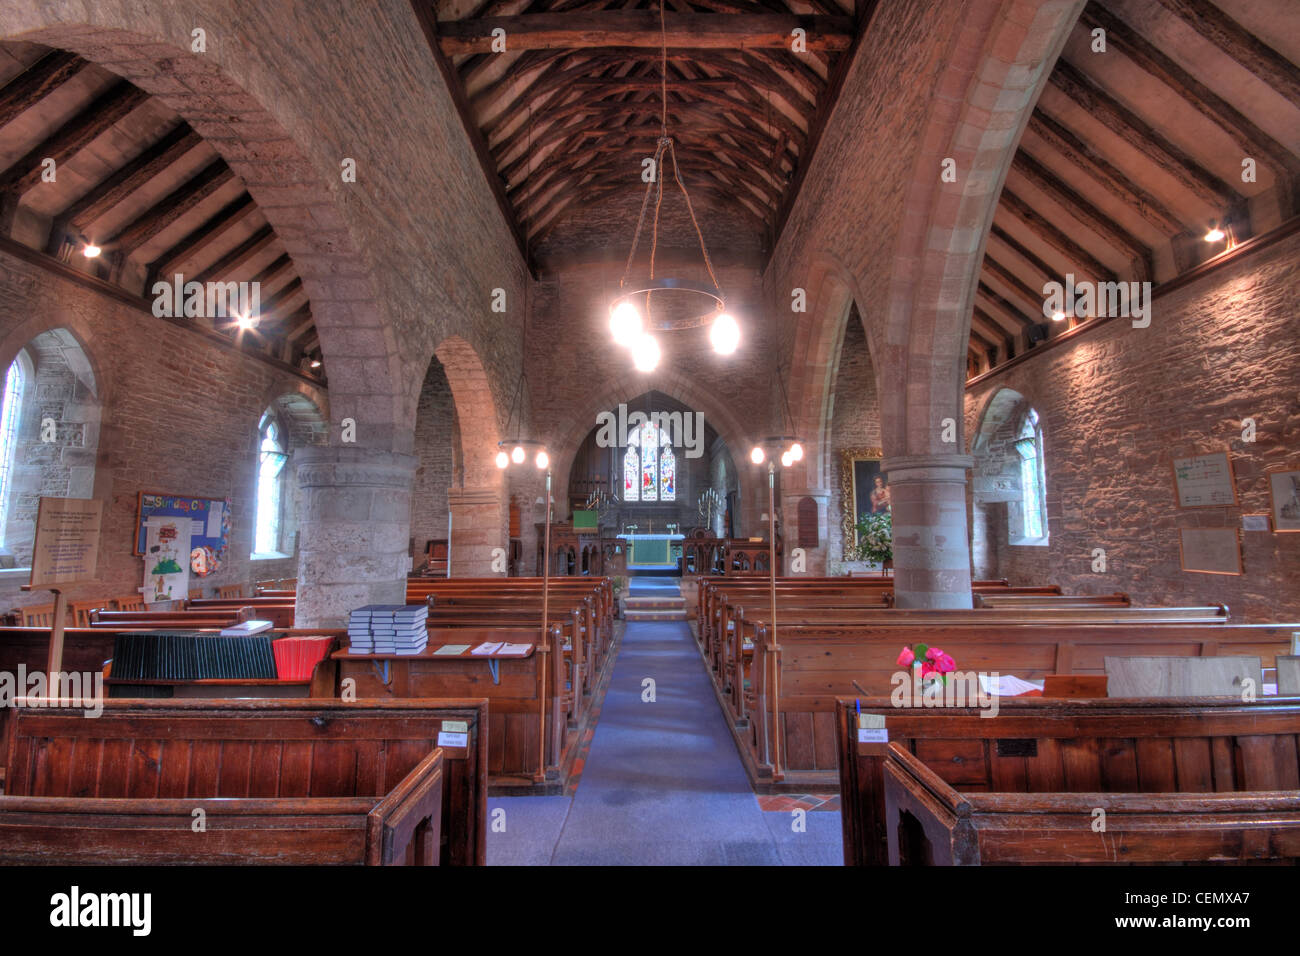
[0,698,489,865]
[832,696,1300,865]
[739,620,1295,790]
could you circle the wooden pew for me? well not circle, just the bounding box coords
[331,627,571,791]
[974,592,1132,608]
[90,605,298,629]
[833,696,1300,865]
[0,698,489,865]
[741,619,1295,790]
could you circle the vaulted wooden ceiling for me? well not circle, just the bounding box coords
[0,42,323,380]
[414,0,869,259]
[967,0,1300,379]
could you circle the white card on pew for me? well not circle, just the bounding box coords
[433,644,471,655]
[858,728,888,743]
[437,731,469,749]
[979,674,1044,696]
[471,642,504,655]
[497,643,532,656]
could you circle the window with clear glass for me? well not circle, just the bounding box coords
[255,412,287,554]
[621,419,676,503]
[0,359,24,546]
[1012,408,1047,542]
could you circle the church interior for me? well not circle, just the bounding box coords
[0,0,1297,885]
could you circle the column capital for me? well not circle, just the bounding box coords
[295,445,417,489]
[881,454,974,479]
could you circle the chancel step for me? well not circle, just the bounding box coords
[624,595,687,621]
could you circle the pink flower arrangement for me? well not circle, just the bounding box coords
[898,643,957,683]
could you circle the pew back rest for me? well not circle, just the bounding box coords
[4,697,490,866]
[835,696,1300,865]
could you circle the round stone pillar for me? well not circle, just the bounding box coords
[293,446,417,627]
[881,453,974,609]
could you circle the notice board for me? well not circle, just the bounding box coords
[1171,451,1238,508]
[135,492,231,577]
[29,497,103,587]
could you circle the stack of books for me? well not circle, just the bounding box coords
[347,604,429,655]
[272,635,335,680]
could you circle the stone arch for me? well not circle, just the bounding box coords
[549,369,753,527]
[0,13,405,451]
[428,335,506,575]
[969,386,1049,577]
[0,326,104,566]
[878,0,1084,457]
[783,253,874,492]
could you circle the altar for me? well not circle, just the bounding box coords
[617,533,684,570]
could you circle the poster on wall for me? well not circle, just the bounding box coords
[135,492,231,576]
[839,447,888,560]
[142,514,190,601]
[1267,466,1300,532]
[29,497,102,588]
[1171,450,1238,508]
[1178,527,1243,575]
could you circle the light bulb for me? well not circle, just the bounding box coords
[631,332,660,372]
[1050,310,1066,322]
[83,243,101,258]
[236,312,256,330]
[781,451,793,468]
[1204,224,1225,242]
[535,450,549,470]
[511,445,525,464]
[709,313,740,354]
[789,442,803,461]
[750,446,765,464]
[610,301,642,346]
[495,451,509,469]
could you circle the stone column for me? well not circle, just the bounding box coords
[294,446,416,627]
[447,486,507,577]
[882,453,975,609]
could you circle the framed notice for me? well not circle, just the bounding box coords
[1178,527,1242,575]
[29,497,103,588]
[1171,450,1237,508]
[135,492,231,576]
[1267,466,1300,533]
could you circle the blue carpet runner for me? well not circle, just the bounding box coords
[488,611,842,865]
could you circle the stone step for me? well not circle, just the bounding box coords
[624,596,685,610]
[624,608,689,621]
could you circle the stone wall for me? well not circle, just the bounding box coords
[409,358,457,561]
[965,229,1300,621]
[0,246,326,610]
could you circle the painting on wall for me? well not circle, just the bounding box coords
[1268,466,1300,532]
[839,447,887,560]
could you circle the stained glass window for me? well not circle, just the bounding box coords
[640,422,658,501]
[623,445,639,502]
[620,417,676,504]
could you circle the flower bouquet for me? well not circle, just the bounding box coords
[897,643,956,685]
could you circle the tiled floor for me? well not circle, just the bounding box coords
[755,793,841,813]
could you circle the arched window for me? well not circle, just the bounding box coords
[622,419,675,502]
[1012,408,1047,542]
[0,358,25,545]
[254,411,288,555]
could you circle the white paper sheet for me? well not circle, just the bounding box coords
[979,674,1045,697]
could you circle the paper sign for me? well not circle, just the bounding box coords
[1242,514,1271,532]
[437,732,469,749]
[857,728,888,743]
[29,497,103,588]
[1172,451,1237,508]
[441,720,468,734]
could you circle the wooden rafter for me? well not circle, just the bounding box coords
[436,12,855,55]
[999,189,1119,283]
[146,192,257,283]
[103,160,234,254]
[192,225,276,285]
[0,50,87,127]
